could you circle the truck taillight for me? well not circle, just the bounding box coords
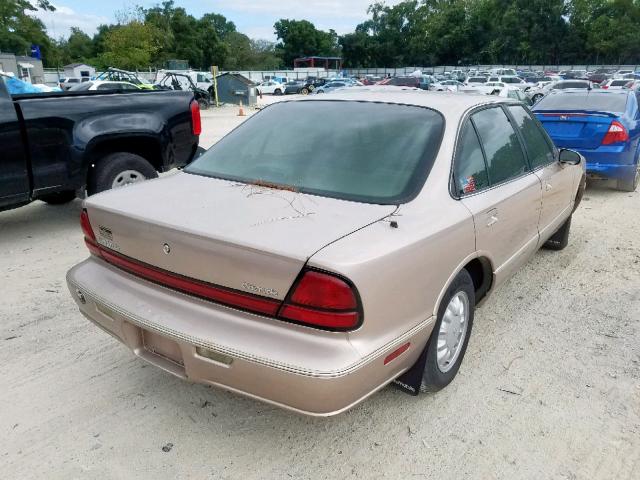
[278,270,361,330]
[602,120,628,145]
[190,100,201,136]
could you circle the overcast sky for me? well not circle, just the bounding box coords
[32,1,403,40]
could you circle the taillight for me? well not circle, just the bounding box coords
[190,100,201,136]
[279,270,361,330]
[601,85,608,89]
[80,209,102,257]
[602,120,629,145]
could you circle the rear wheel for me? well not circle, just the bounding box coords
[274,89,282,95]
[88,152,158,195]
[421,270,475,392]
[544,215,571,250]
[39,190,76,205]
[616,163,639,192]
[197,98,209,110]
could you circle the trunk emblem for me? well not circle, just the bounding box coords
[163,243,171,254]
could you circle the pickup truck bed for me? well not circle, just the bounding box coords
[1,78,200,212]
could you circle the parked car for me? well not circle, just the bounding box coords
[67,91,585,416]
[314,81,351,94]
[68,81,141,92]
[601,78,632,90]
[376,76,422,88]
[490,85,532,105]
[430,80,464,92]
[0,75,201,212]
[96,68,156,90]
[588,69,615,84]
[256,80,286,95]
[284,81,309,95]
[155,72,211,109]
[465,76,488,87]
[59,77,91,90]
[487,76,534,90]
[533,90,639,191]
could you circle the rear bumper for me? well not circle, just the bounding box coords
[566,148,637,180]
[66,258,434,416]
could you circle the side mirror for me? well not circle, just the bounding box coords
[559,148,582,165]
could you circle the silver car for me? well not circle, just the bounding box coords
[67,90,586,415]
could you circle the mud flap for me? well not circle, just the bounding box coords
[392,342,429,396]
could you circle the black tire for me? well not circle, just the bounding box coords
[544,215,571,250]
[300,87,309,95]
[39,190,76,205]
[532,94,543,103]
[616,164,639,192]
[274,89,282,95]
[421,270,475,392]
[88,152,158,195]
[197,98,209,110]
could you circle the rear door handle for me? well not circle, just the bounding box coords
[486,208,499,227]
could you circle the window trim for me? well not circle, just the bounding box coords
[505,104,558,172]
[449,102,535,200]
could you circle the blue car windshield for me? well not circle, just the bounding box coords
[535,93,628,113]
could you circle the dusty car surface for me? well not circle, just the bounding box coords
[67,90,586,416]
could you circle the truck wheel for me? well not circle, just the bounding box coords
[39,190,76,205]
[421,269,475,392]
[197,98,210,110]
[544,215,571,250]
[89,152,158,195]
[616,165,639,192]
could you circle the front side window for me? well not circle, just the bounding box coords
[186,101,445,204]
[453,123,489,196]
[471,107,528,184]
[508,105,555,169]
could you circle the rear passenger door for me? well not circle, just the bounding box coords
[453,106,542,286]
[506,105,574,242]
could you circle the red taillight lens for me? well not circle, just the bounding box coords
[80,209,95,241]
[602,120,629,145]
[190,100,201,136]
[601,85,608,89]
[279,270,361,330]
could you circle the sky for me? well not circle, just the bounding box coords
[32,0,403,41]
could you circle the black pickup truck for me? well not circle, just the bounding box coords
[0,76,200,212]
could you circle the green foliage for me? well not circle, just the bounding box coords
[96,21,160,70]
[0,0,55,62]
[274,19,340,66]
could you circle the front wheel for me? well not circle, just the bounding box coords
[39,190,76,205]
[300,87,309,95]
[544,215,571,250]
[274,89,282,95]
[532,93,543,103]
[88,152,158,195]
[421,270,475,392]
[197,98,210,110]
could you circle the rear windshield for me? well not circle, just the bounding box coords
[534,92,628,113]
[553,81,589,89]
[186,100,444,204]
[611,80,628,86]
[468,77,486,83]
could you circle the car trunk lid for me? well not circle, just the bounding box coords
[534,110,618,149]
[84,172,396,303]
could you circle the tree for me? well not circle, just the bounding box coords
[274,19,340,66]
[96,21,160,70]
[0,0,55,63]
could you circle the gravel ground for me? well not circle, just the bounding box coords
[1,104,639,480]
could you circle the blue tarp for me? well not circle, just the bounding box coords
[2,75,45,94]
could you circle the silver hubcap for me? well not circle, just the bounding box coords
[437,291,469,373]
[112,170,146,188]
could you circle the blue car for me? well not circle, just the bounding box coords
[533,90,640,191]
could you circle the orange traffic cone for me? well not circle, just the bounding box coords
[238,100,246,116]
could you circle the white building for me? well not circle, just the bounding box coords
[63,63,96,80]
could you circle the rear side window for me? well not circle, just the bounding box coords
[611,80,628,87]
[453,123,489,196]
[471,107,528,184]
[508,106,555,168]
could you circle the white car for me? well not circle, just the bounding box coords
[67,80,140,91]
[257,80,286,96]
[465,76,488,87]
[486,76,534,91]
[430,80,464,92]
[602,78,632,90]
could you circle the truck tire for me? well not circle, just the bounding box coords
[197,98,210,110]
[544,215,571,250]
[89,152,158,195]
[421,269,475,392]
[39,190,76,205]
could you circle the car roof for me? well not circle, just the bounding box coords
[292,86,514,114]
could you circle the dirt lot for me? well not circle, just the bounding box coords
[1,104,639,479]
